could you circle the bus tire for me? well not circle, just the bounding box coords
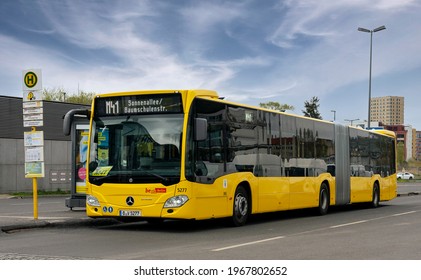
[317,183,329,216]
[371,183,380,208]
[231,185,250,226]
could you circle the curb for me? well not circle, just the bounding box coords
[1,217,111,234]
[397,192,420,197]
[0,195,18,200]
[1,220,50,233]
[0,218,91,233]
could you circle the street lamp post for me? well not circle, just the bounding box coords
[345,118,360,126]
[358,25,386,129]
[331,110,336,122]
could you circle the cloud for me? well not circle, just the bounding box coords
[267,0,418,49]
[264,0,421,94]
[178,1,246,34]
[36,0,157,49]
[1,0,421,129]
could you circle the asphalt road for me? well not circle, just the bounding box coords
[1,187,420,260]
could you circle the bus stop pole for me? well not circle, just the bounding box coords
[33,177,38,220]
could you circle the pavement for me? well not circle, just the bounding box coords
[395,182,421,196]
[0,183,420,233]
[0,195,91,233]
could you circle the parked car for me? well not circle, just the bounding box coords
[397,172,415,180]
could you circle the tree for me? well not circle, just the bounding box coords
[302,96,322,119]
[259,101,294,112]
[43,87,95,105]
[65,91,95,105]
[396,141,406,169]
[43,87,67,102]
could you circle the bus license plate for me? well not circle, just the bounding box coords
[119,210,141,217]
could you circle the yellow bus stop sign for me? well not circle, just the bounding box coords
[22,69,42,92]
[24,71,38,88]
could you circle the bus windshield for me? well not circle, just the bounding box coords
[89,114,183,186]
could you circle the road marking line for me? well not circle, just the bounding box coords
[330,211,419,229]
[392,211,416,217]
[212,236,285,252]
[211,210,420,252]
[330,220,368,228]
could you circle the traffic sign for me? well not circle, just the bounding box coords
[23,114,43,121]
[25,146,44,162]
[22,69,42,91]
[23,120,44,127]
[23,107,43,115]
[23,90,43,102]
[23,100,43,108]
[25,162,45,178]
[24,131,44,146]
[22,69,44,219]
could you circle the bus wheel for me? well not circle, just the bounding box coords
[371,183,380,208]
[317,183,329,216]
[231,185,249,226]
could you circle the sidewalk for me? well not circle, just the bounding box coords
[0,210,91,233]
[1,184,420,233]
[0,195,89,233]
[396,182,421,196]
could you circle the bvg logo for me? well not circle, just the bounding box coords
[24,72,38,88]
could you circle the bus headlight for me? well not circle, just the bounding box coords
[164,195,189,208]
[87,195,100,207]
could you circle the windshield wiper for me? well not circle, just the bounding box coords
[90,173,120,186]
[90,171,174,186]
[140,171,172,186]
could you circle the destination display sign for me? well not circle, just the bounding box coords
[95,93,183,117]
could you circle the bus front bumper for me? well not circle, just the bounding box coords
[86,194,193,220]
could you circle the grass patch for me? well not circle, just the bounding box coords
[11,189,70,197]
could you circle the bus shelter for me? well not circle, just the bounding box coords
[65,118,89,210]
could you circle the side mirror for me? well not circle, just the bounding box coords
[195,161,208,176]
[194,118,207,141]
[63,109,91,136]
[89,161,98,172]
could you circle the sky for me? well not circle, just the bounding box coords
[1,0,421,129]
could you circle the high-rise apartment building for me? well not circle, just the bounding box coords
[416,131,421,161]
[370,96,404,125]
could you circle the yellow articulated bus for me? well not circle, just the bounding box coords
[63,89,397,226]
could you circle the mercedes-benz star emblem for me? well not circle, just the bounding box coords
[126,196,134,206]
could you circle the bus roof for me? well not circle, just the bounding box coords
[94,89,396,139]
[95,89,218,99]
